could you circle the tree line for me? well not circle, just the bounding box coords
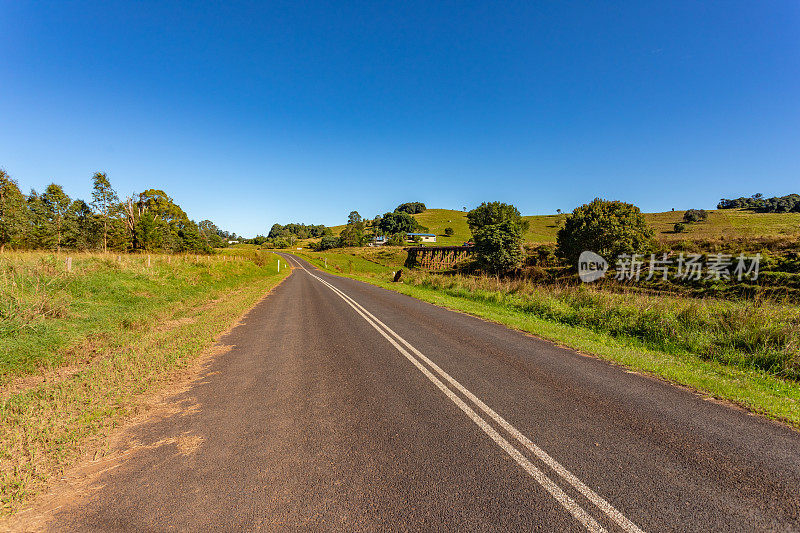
[718,193,800,213]
[313,207,431,250]
[0,169,232,253]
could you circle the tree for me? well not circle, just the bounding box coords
[0,170,27,252]
[378,211,417,235]
[338,210,366,247]
[339,222,365,247]
[347,211,362,225]
[673,222,686,233]
[444,227,454,237]
[395,202,426,214]
[387,233,406,246]
[556,198,655,265]
[199,220,225,248]
[27,190,53,249]
[466,202,528,276]
[91,172,118,253]
[42,183,72,252]
[64,199,95,250]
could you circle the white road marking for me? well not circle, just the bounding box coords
[283,255,645,533]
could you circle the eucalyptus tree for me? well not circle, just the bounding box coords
[0,170,28,252]
[91,172,118,253]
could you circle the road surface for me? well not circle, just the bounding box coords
[39,254,800,531]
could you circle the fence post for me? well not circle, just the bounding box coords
[66,257,72,272]
[278,259,280,271]
[147,255,151,268]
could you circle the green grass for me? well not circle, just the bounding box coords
[297,248,399,275]
[1,251,289,515]
[0,252,280,380]
[648,209,800,243]
[292,250,800,428]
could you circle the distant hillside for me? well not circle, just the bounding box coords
[330,208,800,245]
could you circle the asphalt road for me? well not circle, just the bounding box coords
[43,254,800,532]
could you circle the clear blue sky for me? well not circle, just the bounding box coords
[1,1,798,236]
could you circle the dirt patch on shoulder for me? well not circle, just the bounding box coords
[1,366,82,402]
[157,316,197,331]
[0,343,231,532]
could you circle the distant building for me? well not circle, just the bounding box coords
[371,235,387,246]
[406,233,437,243]
[228,240,240,244]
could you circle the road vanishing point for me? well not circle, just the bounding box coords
[31,254,800,531]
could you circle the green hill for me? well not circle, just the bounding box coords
[330,208,800,245]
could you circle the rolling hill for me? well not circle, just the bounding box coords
[329,208,800,245]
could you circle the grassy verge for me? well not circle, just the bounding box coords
[293,250,800,428]
[0,251,290,515]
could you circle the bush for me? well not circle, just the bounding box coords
[317,235,339,250]
[683,209,708,223]
[674,222,686,233]
[556,198,655,265]
[525,244,557,267]
[444,227,454,236]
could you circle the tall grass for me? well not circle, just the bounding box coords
[0,251,272,380]
[403,271,800,380]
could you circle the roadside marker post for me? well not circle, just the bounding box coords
[65,257,72,272]
[147,255,151,268]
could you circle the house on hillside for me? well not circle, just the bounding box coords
[406,233,437,243]
[370,235,387,246]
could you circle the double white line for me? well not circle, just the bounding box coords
[285,256,644,533]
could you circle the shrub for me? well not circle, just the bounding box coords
[444,227,454,236]
[683,209,708,223]
[556,198,655,265]
[317,235,339,251]
[674,222,686,233]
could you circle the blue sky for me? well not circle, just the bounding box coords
[1,1,798,236]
